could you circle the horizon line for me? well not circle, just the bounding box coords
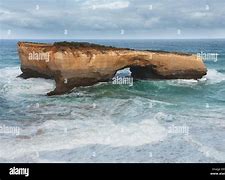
[1,38,225,40]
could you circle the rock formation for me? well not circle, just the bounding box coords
[17,41,207,96]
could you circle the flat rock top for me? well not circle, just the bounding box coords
[18,41,130,51]
[53,41,131,51]
[18,41,192,56]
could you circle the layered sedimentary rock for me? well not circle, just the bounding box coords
[17,41,207,96]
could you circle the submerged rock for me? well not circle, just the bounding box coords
[17,41,207,96]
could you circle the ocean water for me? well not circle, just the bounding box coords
[0,39,225,163]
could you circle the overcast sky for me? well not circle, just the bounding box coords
[1,0,225,39]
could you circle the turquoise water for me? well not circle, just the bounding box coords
[0,39,225,162]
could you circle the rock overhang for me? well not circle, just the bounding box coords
[17,41,207,96]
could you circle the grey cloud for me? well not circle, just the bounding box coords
[1,0,225,39]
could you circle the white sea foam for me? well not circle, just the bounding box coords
[1,67,224,99]
[115,68,131,77]
[203,69,225,84]
[0,66,54,98]
[77,118,167,147]
[167,69,225,86]
[0,118,168,160]
[1,66,225,162]
[185,136,225,162]
[167,79,199,87]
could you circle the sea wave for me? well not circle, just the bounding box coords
[0,66,54,99]
[167,69,225,86]
[0,118,168,161]
[1,67,225,97]
[185,136,225,162]
[203,69,225,84]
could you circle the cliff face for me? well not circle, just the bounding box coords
[17,41,207,96]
